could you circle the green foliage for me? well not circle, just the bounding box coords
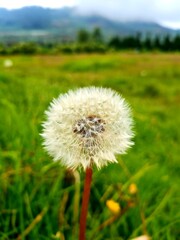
[77,29,91,43]
[0,53,179,239]
[1,32,180,55]
[92,27,104,43]
[10,42,38,54]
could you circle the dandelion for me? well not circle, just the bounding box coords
[41,87,134,170]
[41,87,134,240]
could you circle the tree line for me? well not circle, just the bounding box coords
[0,27,180,54]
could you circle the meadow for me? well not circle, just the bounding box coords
[0,52,179,240]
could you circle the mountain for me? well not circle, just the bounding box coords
[0,7,52,29]
[0,6,179,43]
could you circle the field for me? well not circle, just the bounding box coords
[0,52,179,240]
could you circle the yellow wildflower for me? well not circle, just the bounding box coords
[129,183,138,195]
[106,199,121,215]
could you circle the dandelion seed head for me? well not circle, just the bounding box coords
[41,87,134,170]
[73,115,105,138]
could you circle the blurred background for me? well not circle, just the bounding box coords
[0,0,179,239]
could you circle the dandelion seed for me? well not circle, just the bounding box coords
[41,87,134,170]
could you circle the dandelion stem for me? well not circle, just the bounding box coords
[79,167,93,240]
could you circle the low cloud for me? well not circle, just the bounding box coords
[76,0,180,23]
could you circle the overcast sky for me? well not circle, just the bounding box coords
[0,0,180,29]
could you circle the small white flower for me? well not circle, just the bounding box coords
[131,235,151,240]
[41,87,134,170]
[3,59,13,68]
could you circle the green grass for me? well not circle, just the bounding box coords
[0,52,179,239]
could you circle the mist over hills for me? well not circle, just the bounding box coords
[0,6,179,42]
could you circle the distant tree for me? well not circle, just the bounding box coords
[162,35,172,51]
[77,29,90,43]
[59,44,74,54]
[153,35,162,50]
[108,36,122,50]
[92,27,104,43]
[172,35,180,51]
[143,35,153,50]
[122,36,138,49]
[0,43,7,55]
[134,32,142,49]
[10,42,38,54]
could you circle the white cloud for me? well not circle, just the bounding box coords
[76,0,180,22]
[0,0,77,9]
[160,21,180,30]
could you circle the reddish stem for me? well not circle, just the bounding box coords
[79,167,93,240]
